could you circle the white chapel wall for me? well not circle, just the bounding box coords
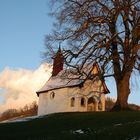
[38,88,68,115]
[38,79,106,116]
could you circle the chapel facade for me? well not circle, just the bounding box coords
[36,48,109,116]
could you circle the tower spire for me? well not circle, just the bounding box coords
[52,46,64,76]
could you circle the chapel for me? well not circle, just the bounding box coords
[36,48,109,116]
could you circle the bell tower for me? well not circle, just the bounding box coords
[52,47,64,76]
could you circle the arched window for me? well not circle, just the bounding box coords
[50,92,55,100]
[98,101,102,110]
[70,97,75,107]
[88,97,95,104]
[81,97,86,107]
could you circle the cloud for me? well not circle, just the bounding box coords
[0,63,52,112]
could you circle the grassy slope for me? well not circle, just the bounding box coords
[0,111,140,140]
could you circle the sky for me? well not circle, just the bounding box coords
[0,0,140,113]
[0,0,53,112]
[0,0,53,71]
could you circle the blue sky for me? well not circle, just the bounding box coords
[0,0,140,108]
[0,0,53,71]
[0,0,54,109]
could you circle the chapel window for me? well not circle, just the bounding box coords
[81,97,86,107]
[70,97,75,107]
[98,101,102,110]
[50,92,55,99]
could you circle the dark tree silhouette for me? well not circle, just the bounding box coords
[44,0,140,110]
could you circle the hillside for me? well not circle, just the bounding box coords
[0,111,140,140]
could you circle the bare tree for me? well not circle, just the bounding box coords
[44,0,140,110]
[0,101,38,122]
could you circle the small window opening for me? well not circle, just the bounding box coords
[81,97,86,107]
[71,97,75,107]
[50,92,55,99]
[98,101,102,110]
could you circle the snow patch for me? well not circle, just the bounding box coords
[131,137,137,140]
[127,137,140,140]
[114,121,140,127]
[73,129,85,134]
[71,128,92,135]
[114,123,122,126]
[0,115,46,123]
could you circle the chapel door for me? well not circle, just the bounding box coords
[87,97,96,111]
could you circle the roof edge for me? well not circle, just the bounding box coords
[36,84,81,96]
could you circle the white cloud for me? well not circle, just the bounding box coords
[0,63,52,112]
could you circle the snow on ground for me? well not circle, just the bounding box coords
[73,129,85,134]
[114,121,140,127]
[114,123,122,126]
[71,128,92,135]
[0,115,46,123]
[130,137,137,140]
[126,137,140,140]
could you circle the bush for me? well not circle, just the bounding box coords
[0,101,38,122]
[105,97,115,111]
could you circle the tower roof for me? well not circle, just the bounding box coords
[52,47,64,77]
[52,46,63,59]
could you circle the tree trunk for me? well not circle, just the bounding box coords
[111,72,131,111]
